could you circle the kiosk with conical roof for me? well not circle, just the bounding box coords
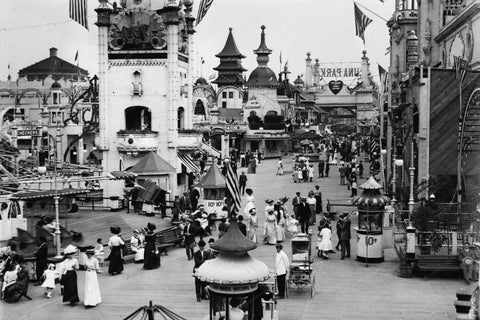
[351,176,391,263]
[196,220,270,320]
[196,164,227,217]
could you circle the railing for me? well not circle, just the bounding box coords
[200,142,221,158]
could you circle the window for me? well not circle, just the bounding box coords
[222,101,227,108]
[222,92,227,99]
[229,92,233,99]
[52,92,61,105]
[125,106,151,131]
[177,107,185,130]
[194,100,206,117]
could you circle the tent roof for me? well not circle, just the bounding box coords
[196,164,225,189]
[128,152,175,175]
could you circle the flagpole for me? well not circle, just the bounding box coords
[457,77,463,207]
[354,1,388,23]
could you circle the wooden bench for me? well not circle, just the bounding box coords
[415,255,461,279]
[122,239,135,258]
[155,226,183,256]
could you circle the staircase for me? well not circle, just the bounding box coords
[454,284,479,319]
[200,142,221,159]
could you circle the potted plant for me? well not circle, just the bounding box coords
[411,204,440,255]
[394,243,413,278]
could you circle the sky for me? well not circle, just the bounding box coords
[0,0,394,83]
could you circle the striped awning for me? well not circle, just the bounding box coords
[11,188,90,200]
[177,152,200,173]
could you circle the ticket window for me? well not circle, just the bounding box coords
[358,211,383,233]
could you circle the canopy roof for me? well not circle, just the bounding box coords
[211,220,257,253]
[128,152,175,175]
[11,188,89,200]
[196,164,225,189]
[352,176,391,207]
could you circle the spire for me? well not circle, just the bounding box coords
[213,28,246,87]
[253,25,272,67]
[215,27,246,58]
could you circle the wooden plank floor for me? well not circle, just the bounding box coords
[2,156,461,319]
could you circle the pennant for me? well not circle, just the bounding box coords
[196,0,214,26]
[354,2,372,44]
[279,51,282,66]
[225,163,240,218]
[69,0,89,30]
[453,55,468,83]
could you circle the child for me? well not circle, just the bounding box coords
[94,238,105,270]
[41,263,57,298]
[286,215,299,237]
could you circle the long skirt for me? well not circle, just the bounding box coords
[308,204,316,224]
[143,242,160,270]
[62,270,80,303]
[84,270,101,307]
[107,246,124,275]
[276,224,285,242]
[133,248,145,263]
[264,222,277,245]
[247,227,257,243]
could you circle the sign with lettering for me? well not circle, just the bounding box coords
[209,127,225,136]
[17,130,40,136]
[328,80,344,95]
[315,63,362,79]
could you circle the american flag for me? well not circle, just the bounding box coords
[196,0,214,26]
[225,163,241,218]
[369,139,380,158]
[69,0,88,30]
[453,55,469,83]
[354,2,372,44]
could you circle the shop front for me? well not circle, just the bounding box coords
[242,131,290,159]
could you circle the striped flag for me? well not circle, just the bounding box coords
[369,138,380,158]
[225,163,241,218]
[69,0,89,30]
[453,55,469,83]
[196,0,214,26]
[354,2,372,44]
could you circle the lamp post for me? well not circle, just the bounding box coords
[408,140,415,219]
[53,124,62,258]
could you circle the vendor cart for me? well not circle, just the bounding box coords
[286,233,315,298]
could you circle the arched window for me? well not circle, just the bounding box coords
[125,106,151,131]
[194,100,206,118]
[178,107,185,130]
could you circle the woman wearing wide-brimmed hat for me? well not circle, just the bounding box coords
[60,245,80,306]
[243,188,255,216]
[84,249,101,307]
[107,227,124,275]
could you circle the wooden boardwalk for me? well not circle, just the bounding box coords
[2,156,462,319]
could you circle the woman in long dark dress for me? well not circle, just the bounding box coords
[107,227,124,275]
[143,223,160,270]
[60,245,80,306]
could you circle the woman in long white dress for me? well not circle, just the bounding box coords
[244,189,255,216]
[247,208,258,243]
[130,230,145,263]
[264,200,277,245]
[274,202,286,242]
[84,249,102,307]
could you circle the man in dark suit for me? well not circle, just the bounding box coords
[339,213,352,259]
[189,186,200,211]
[184,219,196,261]
[297,198,311,233]
[237,215,247,236]
[193,240,212,302]
[292,192,301,219]
[34,236,48,285]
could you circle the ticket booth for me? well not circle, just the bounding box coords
[196,164,226,217]
[352,176,391,263]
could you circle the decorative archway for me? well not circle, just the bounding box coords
[458,87,480,201]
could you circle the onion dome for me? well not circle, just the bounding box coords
[351,176,391,207]
[196,220,269,294]
[51,81,61,89]
[194,77,208,85]
[293,75,304,86]
[246,25,280,88]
